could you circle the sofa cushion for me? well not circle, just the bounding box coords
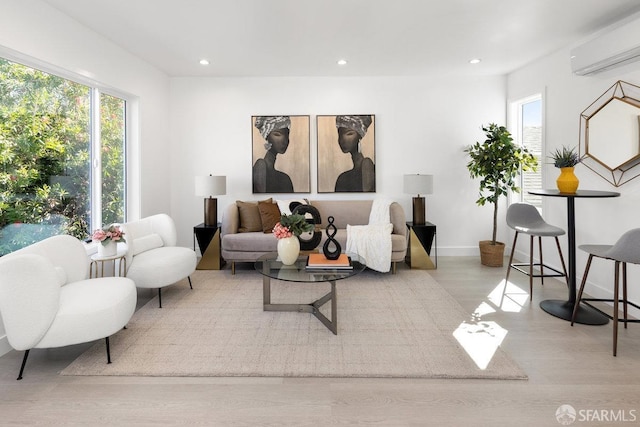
[258,200,281,233]
[237,198,272,233]
[222,232,278,252]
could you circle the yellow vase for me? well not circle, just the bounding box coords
[556,167,579,193]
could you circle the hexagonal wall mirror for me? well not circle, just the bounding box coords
[579,80,640,187]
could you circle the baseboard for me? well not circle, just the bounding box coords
[437,246,478,257]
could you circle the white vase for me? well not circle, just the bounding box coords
[98,240,117,257]
[277,236,300,265]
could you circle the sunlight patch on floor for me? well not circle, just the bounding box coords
[453,320,508,369]
[488,279,529,312]
[473,301,496,317]
[452,278,528,369]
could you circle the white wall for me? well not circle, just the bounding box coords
[0,0,171,356]
[169,75,508,252]
[507,36,640,308]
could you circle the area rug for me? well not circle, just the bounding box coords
[61,269,527,379]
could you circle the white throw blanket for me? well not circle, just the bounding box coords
[346,199,393,272]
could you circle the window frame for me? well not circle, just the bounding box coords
[508,92,544,211]
[0,48,132,243]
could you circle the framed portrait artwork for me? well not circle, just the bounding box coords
[316,114,376,193]
[252,115,310,193]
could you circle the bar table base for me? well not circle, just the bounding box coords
[540,299,609,325]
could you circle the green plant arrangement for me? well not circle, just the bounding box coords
[273,213,313,238]
[550,145,580,168]
[465,124,538,265]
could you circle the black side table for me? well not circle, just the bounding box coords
[405,222,437,269]
[193,223,224,270]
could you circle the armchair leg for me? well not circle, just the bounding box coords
[106,337,112,364]
[188,276,193,289]
[17,349,29,380]
[158,288,162,308]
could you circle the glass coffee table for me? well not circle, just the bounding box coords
[254,252,366,335]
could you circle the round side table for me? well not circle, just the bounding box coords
[90,249,128,278]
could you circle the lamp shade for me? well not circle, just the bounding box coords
[403,174,433,196]
[195,175,226,197]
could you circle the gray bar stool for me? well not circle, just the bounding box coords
[505,203,569,300]
[571,228,640,356]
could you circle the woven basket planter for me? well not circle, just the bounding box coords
[479,240,505,267]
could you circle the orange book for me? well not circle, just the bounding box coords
[306,253,351,268]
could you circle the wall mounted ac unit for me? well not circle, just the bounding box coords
[570,15,640,76]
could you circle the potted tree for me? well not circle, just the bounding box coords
[465,123,538,266]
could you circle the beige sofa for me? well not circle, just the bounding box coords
[221,200,407,273]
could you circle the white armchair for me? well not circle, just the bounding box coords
[122,214,197,308]
[0,235,136,380]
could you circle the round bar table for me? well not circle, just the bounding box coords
[528,189,620,325]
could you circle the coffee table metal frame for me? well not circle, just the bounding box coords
[254,253,365,335]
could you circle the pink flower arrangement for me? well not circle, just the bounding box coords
[272,213,313,239]
[272,222,293,239]
[92,224,126,245]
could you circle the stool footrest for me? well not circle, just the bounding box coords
[510,262,565,278]
[580,298,640,322]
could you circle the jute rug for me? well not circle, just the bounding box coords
[61,269,527,379]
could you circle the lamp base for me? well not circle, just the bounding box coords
[204,198,218,227]
[412,197,426,225]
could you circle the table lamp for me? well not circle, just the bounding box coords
[403,174,433,225]
[195,175,226,226]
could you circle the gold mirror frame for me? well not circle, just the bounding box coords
[579,80,640,187]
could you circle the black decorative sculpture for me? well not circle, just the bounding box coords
[322,216,341,260]
[291,204,322,251]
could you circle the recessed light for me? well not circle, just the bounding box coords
[337,59,348,66]
[469,58,481,64]
[199,59,210,66]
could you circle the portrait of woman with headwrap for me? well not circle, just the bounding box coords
[252,115,310,193]
[316,115,375,193]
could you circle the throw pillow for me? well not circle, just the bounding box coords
[276,198,310,216]
[258,200,281,233]
[132,233,164,256]
[237,198,272,233]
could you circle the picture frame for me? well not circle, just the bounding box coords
[252,115,310,193]
[316,114,376,193]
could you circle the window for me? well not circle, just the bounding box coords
[512,95,543,208]
[0,57,126,255]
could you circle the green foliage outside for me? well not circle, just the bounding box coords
[0,58,125,255]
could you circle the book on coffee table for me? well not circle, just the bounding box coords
[305,253,353,270]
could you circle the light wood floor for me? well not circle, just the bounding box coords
[2,257,640,426]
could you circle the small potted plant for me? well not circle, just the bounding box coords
[550,145,580,193]
[92,224,126,257]
[465,123,538,267]
[273,213,313,265]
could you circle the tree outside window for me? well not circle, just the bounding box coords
[0,58,125,255]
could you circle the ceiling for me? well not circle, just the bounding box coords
[42,0,640,78]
